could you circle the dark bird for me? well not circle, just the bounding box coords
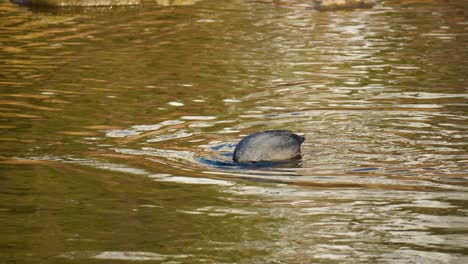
[233,130,305,164]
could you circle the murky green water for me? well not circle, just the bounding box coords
[1,0,468,263]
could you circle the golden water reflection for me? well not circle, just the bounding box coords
[1,0,467,263]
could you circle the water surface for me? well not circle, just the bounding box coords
[1,0,468,263]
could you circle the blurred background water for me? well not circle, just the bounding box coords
[1,0,467,263]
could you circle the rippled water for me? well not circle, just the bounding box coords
[1,0,468,263]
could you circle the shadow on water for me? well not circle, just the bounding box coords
[201,157,303,169]
[10,0,141,14]
[10,0,202,10]
[199,142,303,169]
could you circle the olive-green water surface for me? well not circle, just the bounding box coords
[1,0,468,263]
